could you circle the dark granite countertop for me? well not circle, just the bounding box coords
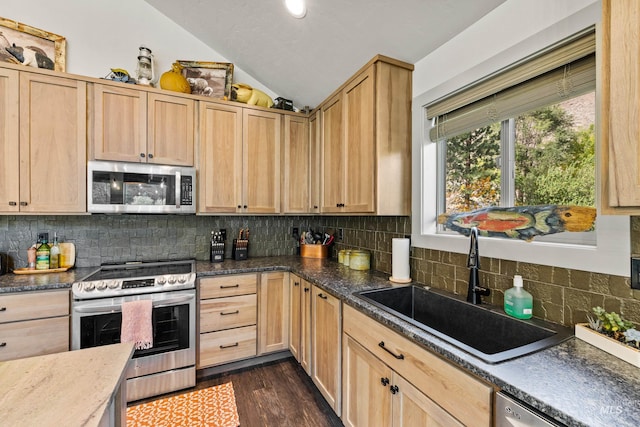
[1,256,638,426]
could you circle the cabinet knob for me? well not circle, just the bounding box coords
[237,205,242,209]
[294,282,300,286]
[140,153,145,158]
[0,342,6,348]
[148,153,154,159]
[318,293,328,300]
[304,288,309,292]
[314,205,318,209]
[19,202,27,206]
[380,377,390,386]
[243,205,248,209]
[8,201,17,206]
[390,385,399,395]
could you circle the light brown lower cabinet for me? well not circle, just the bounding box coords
[342,305,493,427]
[258,271,290,354]
[0,290,69,362]
[198,274,258,368]
[288,275,313,375]
[311,285,342,415]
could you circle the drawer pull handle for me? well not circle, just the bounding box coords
[318,293,328,300]
[380,377,389,386]
[378,341,404,360]
[220,310,240,316]
[220,343,239,349]
[0,307,6,312]
[294,282,300,287]
[220,284,240,289]
[390,385,399,395]
[0,342,6,348]
[304,288,310,293]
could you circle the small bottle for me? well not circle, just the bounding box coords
[49,232,60,269]
[35,235,50,270]
[504,275,533,319]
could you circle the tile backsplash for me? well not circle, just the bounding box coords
[1,214,639,327]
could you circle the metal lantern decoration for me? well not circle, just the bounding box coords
[136,45,155,86]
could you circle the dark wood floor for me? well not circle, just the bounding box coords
[132,357,344,426]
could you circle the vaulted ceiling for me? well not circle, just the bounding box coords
[144,0,507,108]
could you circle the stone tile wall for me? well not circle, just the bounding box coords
[1,214,638,327]
[322,216,640,328]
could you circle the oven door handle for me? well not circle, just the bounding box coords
[73,294,195,314]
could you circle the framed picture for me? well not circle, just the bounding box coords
[177,60,234,100]
[0,16,66,72]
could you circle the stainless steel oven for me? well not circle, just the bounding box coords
[71,260,196,402]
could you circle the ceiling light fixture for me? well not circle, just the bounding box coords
[285,0,307,18]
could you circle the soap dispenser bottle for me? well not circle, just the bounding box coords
[504,275,533,319]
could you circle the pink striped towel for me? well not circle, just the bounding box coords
[121,299,153,350]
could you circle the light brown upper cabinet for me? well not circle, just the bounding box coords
[319,56,413,215]
[91,83,195,166]
[0,68,86,213]
[309,110,322,214]
[282,114,311,213]
[198,102,281,214]
[600,0,640,214]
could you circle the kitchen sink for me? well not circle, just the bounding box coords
[356,285,572,364]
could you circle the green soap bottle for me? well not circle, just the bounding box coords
[504,275,533,319]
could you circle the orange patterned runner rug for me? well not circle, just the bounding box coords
[126,382,240,427]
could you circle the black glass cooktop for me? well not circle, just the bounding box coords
[81,260,195,281]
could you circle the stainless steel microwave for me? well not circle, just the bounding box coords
[88,161,196,214]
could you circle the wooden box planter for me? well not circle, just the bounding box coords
[575,323,640,368]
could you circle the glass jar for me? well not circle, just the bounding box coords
[349,250,371,270]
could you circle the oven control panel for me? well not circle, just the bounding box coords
[72,273,196,299]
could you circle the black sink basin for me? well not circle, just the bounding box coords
[356,285,572,364]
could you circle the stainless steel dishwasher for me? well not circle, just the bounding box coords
[496,392,565,426]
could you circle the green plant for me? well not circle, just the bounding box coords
[590,306,635,340]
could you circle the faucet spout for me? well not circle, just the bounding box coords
[466,227,490,304]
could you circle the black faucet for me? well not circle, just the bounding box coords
[466,227,490,304]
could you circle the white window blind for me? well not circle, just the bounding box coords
[427,29,595,141]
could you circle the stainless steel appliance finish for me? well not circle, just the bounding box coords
[87,160,196,214]
[496,392,564,426]
[72,260,196,402]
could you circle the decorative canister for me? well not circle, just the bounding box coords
[349,250,371,270]
[338,250,345,264]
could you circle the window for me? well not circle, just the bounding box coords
[413,26,630,276]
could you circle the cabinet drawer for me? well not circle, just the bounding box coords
[199,274,257,299]
[0,290,69,323]
[0,316,69,361]
[198,325,257,368]
[200,294,257,333]
[343,305,493,427]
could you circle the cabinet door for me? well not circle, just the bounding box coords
[342,334,393,427]
[321,94,344,212]
[198,102,243,213]
[92,83,147,163]
[392,374,464,427]
[282,115,310,213]
[19,73,86,213]
[258,272,289,354]
[243,109,281,213]
[300,279,312,374]
[289,274,302,361]
[0,316,69,362]
[343,65,375,213]
[309,110,321,213]
[311,285,342,415]
[0,68,19,212]
[147,93,194,166]
[601,0,640,212]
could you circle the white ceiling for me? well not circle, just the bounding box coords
[143,0,507,108]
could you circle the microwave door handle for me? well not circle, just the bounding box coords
[175,171,181,209]
[73,294,194,314]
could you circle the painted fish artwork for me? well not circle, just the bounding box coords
[437,205,597,241]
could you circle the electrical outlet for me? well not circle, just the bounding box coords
[632,258,640,290]
[338,228,344,241]
[220,229,227,241]
[292,227,299,238]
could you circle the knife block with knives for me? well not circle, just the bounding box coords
[233,228,249,261]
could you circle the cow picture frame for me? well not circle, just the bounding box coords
[0,16,66,72]
[177,60,234,100]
